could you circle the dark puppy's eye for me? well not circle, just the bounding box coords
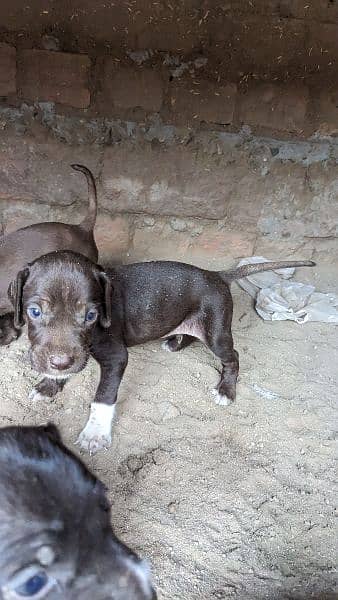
[14,571,48,597]
[85,308,98,323]
[27,305,42,320]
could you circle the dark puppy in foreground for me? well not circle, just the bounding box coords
[9,251,315,453]
[0,164,98,346]
[0,424,156,599]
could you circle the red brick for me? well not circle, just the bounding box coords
[326,2,338,23]
[315,87,338,136]
[305,23,338,70]
[18,50,90,108]
[238,83,309,133]
[170,79,237,125]
[130,224,256,267]
[277,0,319,18]
[137,26,198,53]
[188,229,256,260]
[0,44,16,96]
[230,0,338,21]
[231,0,284,16]
[135,0,200,52]
[279,0,338,21]
[232,17,305,70]
[101,62,163,114]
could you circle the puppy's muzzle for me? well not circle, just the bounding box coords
[49,353,75,371]
[29,343,89,378]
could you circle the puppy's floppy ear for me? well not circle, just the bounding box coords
[7,267,30,329]
[98,271,112,328]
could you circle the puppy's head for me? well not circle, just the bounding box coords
[8,251,112,378]
[0,424,156,600]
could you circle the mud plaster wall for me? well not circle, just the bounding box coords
[0,0,337,283]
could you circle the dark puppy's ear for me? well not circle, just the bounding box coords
[98,271,112,328]
[7,267,30,329]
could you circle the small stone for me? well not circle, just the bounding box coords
[170,217,187,232]
[41,34,60,52]
[161,401,180,421]
[168,501,178,514]
[194,57,208,69]
[191,225,203,237]
[143,216,155,227]
[127,49,153,65]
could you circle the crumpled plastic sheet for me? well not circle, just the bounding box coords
[236,256,338,324]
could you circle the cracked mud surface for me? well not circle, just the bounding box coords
[0,287,336,599]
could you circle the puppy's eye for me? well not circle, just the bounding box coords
[3,566,55,599]
[27,305,42,320]
[85,308,98,323]
[15,571,48,597]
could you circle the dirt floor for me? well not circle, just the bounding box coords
[0,280,336,599]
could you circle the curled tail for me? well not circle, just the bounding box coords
[71,164,97,232]
[222,260,315,282]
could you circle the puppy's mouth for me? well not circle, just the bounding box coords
[42,372,74,380]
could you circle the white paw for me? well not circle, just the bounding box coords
[76,430,111,455]
[75,403,115,455]
[211,388,232,407]
[29,388,49,402]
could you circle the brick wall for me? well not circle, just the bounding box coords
[0,40,337,139]
[0,1,337,259]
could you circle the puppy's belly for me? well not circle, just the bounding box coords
[165,317,206,343]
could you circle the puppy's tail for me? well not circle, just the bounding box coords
[71,164,98,232]
[222,260,315,282]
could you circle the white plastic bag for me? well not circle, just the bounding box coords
[236,257,338,324]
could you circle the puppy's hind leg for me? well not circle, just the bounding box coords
[162,334,195,352]
[204,301,239,407]
[29,377,66,402]
[210,344,239,406]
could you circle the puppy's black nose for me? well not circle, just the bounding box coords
[49,354,74,370]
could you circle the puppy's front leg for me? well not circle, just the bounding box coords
[76,329,128,455]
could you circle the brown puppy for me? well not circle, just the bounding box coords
[0,164,98,345]
[9,251,315,454]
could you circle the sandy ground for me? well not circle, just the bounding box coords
[0,286,337,600]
